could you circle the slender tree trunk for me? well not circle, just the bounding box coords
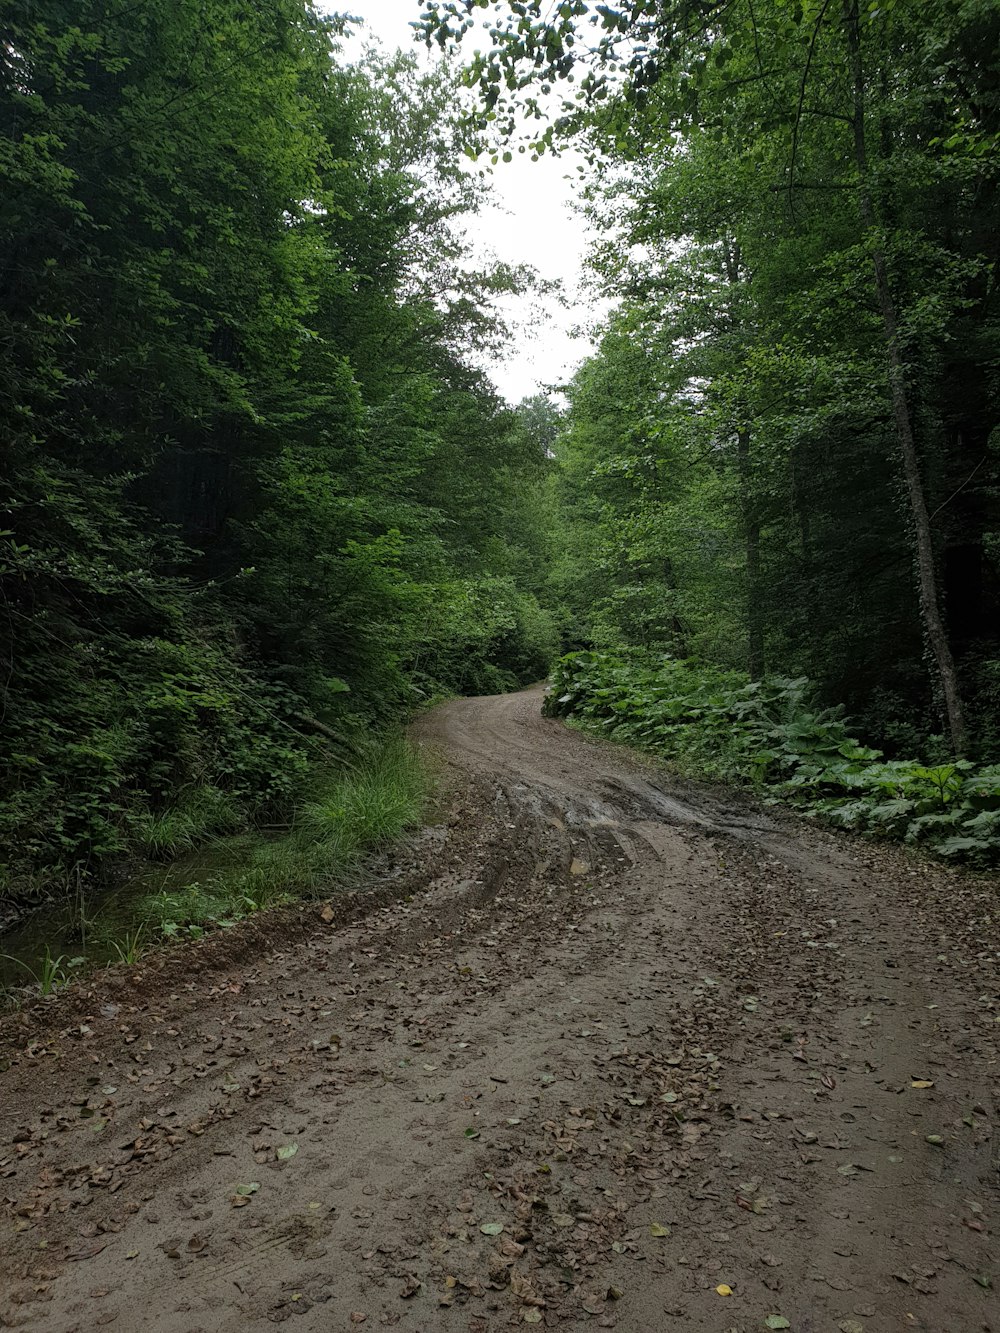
[721,236,765,680]
[737,426,765,680]
[791,449,812,555]
[842,1,968,755]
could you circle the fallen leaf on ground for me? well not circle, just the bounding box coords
[716,1284,733,1296]
[65,1243,107,1262]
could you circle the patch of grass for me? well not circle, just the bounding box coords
[108,925,147,965]
[136,785,243,860]
[0,947,85,996]
[295,736,428,864]
[132,734,429,938]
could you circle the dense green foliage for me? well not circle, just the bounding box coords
[547,652,1000,863]
[0,2,557,907]
[4,0,999,925]
[427,1,1000,764]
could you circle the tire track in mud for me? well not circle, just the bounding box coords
[0,687,996,1332]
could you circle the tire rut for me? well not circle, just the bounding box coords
[0,688,996,1332]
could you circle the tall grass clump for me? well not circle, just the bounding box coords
[131,735,429,939]
[295,736,428,863]
[136,785,243,860]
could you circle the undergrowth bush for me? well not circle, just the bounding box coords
[0,628,319,902]
[545,651,1000,864]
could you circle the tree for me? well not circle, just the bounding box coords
[423,0,1000,753]
[0,2,560,900]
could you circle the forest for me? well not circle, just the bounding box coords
[2,0,999,945]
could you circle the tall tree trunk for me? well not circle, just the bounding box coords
[842,0,968,756]
[737,426,765,680]
[721,236,765,680]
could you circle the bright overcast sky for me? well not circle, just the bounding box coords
[324,0,596,403]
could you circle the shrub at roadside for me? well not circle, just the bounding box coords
[544,652,1000,863]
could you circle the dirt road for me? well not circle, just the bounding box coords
[1,688,997,1332]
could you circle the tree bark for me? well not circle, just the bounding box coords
[721,237,765,680]
[841,0,968,756]
[737,426,765,680]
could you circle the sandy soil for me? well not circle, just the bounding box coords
[0,687,997,1332]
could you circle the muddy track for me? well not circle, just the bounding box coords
[0,687,997,1332]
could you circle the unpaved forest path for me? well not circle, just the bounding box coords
[1,688,997,1333]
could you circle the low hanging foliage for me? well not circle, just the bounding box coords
[546,652,1000,864]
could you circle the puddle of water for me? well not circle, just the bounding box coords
[0,837,257,993]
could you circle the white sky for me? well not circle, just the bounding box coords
[326,0,596,403]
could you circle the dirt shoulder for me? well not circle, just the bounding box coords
[1,687,997,1332]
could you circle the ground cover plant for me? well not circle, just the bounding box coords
[134,733,430,939]
[0,733,429,998]
[546,652,1000,864]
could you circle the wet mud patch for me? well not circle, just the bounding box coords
[0,687,996,1331]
